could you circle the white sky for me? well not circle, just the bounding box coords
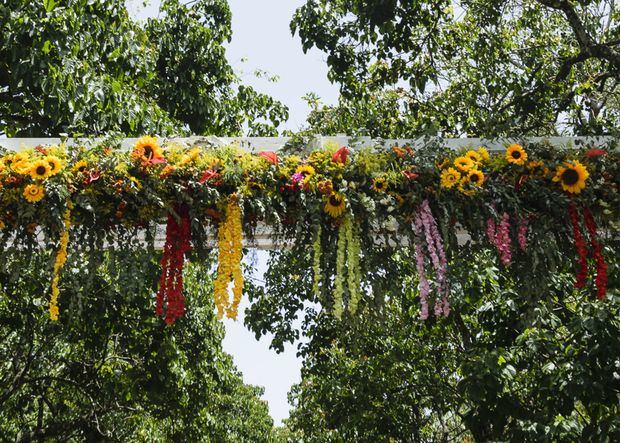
[129,0,338,425]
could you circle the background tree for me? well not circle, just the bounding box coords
[0,0,288,137]
[0,246,278,442]
[292,0,620,136]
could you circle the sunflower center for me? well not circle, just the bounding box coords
[376,181,384,189]
[561,168,579,185]
[36,166,47,175]
[329,195,341,206]
[470,174,479,182]
[511,151,521,159]
[144,146,154,159]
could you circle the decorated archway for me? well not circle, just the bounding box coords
[0,135,616,325]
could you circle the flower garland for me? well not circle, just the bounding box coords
[49,201,72,321]
[312,225,322,299]
[413,200,449,318]
[582,207,608,300]
[332,216,363,318]
[345,219,361,314]
[333,219,347,319]
[486,213,512,266]
[213,195,244,320]
[568,201,588,289]
[517,216,529,252]
[156,205,192,325]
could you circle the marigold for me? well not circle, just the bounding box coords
[506,144,527,165]
[440,167,461,189]
[553,160,589,194]
[23,184,45,203]
[29,160,52,180]
[454,156,475,172]
[324,192,346,218]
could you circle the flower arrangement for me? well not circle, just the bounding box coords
[0,136,616,323]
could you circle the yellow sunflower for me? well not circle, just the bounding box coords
[553,160,589,194]
[454,156,475,172]
[440,167,461,189]
[23,184,45,203]
[467,169,485,187]
[73,160,88,174]
[46,155,63,176]
[436,158,450,170]
[372,177,388,193]
[132,136,164,162]
[506,144,527,165]
[295,164,316,178]
[477,146,490,161]
[527,160,549,176]
[458,178,476,197]
[465,150,482,164]
[324,192,346,218]
[29,159,52,180]
[179,147,201,166]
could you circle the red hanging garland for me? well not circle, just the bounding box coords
[568,201,588,289]
[156,205,192,325]
[582,207,608,300]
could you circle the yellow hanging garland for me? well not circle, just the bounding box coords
[50,201,73,321]
[214,195,244,320]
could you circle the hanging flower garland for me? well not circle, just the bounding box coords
[413,200,450,319]
[582,207,608,300]
[0,137,615,323]
[156,205,192,325]
[49,201,73,321]
[312,225,322,299]
[213,195,244,320]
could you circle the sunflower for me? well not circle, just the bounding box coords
[46,155,63,176]
[527,160,549,176]
[132,136,164,163]
[440,167,461,189]
[436,158,450,170]
[553,160,589,194]
[73,160,88,174]
[477,146,490,161]
[467,169,485,186]
[324,192,346,218]
[458,178,476,196]
[29,159,52,180]
[180,147,201,166]
[465,150,482,164]
[454,156,475,172]
[23,184,45,203]
[295,164,316,178]
[506,144,527,165]
[372,177,388,193]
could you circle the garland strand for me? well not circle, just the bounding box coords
[214,196,244,320]
[49,201,73,321]
[420,200,449,317]
[568,201,588,289]
[517,216,529,252]
[345,219,361,314]
[333,218,347,319]
[156,205,192,325]
[582,207,608,300]
[486,213,512,266]
[312,225,322,299]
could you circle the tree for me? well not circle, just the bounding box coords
[291,0,620,136]
[0,246,278,441]
[0,0,288,137]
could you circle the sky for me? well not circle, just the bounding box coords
[129,0,339,131]
[129,0,339,425]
